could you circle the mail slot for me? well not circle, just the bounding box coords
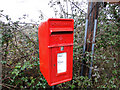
[38,18,74,86]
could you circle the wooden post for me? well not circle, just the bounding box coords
[0,31,2,89]
[81,2,99,76]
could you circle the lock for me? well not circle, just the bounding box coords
[61,46,64,51]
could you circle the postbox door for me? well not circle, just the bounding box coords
[50,46,73,84]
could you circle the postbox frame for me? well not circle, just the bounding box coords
[38,18,74,86]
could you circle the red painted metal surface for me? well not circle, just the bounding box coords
[38,18,74,86]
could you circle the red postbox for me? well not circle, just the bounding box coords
[38,18,74,86]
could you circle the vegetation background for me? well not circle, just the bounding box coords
[0,0,120,89]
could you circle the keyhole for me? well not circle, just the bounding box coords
[61,46,64,51]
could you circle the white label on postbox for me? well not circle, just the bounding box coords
[57,52,67,74]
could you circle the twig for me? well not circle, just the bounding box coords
[2,83,17,89]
